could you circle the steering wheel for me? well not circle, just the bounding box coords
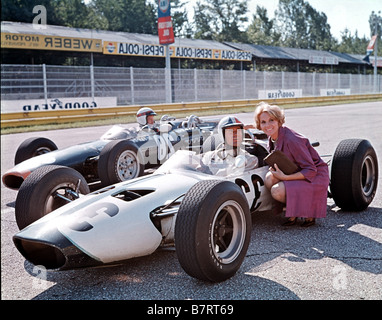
[211,143,226,160]
[215,148,227,160]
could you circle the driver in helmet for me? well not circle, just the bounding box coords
[201,116,258,175]
[136,107,159,132]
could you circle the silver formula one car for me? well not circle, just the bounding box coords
[2,114,218,190]
[3,115,220,229]
[13,135,378,282]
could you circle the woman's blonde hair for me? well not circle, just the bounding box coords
[254,102,285,129]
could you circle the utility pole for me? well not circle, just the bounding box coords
[165,45,172,103]
[157,0,174,103]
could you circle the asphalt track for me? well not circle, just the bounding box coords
[1,101,382,302]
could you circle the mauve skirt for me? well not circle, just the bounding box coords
[284,165,330,218]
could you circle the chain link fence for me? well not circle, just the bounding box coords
[1,64,381,106]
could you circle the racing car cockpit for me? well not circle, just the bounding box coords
[100,125,139,140]
[157,148,260,178]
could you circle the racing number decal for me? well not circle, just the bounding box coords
[153,133,175,161]
[235,174,264,211]
[67,203,119,232]
[250,175,264,211]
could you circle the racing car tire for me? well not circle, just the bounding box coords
[14,137,58,165]
[330,139,378,211]
[15,165,90,230]
[175,180,251,282]
[98,140,144,186]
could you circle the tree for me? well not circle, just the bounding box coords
[369,10,382,52]
[246,5,280,46]
[54,0,108,29]
[192,0,248,42]
[1,0,107,30]
[334,29,368,54]
[193,1,214,40]
[1,0,61,25]
[275,0,334,50]
[92,0,157,34]
[170,0,193,38]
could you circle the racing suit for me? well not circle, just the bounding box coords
[200,143,258,176]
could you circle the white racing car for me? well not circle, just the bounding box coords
[13,134,378,282]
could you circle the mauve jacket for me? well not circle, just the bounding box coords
[270,126,330,218]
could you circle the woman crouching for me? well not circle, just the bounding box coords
[254,102,330,227]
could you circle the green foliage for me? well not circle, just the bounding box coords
[192,0,249,42]
[247,6,280,46]
[92,0,157,33]
[333,29,369,54]
[274,0,333,50]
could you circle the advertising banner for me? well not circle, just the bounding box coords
[258,89,303,99]
[367,35,378,53]
[1,97,117,113]
[157,0,174,45]
[103,41,252,61]
[104,41,165,57]
[320,88,351,96]
[1,32,102,52]
[170,46,252,61]
[309,55,339,65]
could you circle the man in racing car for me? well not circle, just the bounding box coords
[201,116,258,175]
[136,107,159,132]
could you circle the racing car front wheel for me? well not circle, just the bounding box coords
[14,137,58,165]
[330,139,378,211]
[175,180,251,282]
[15,165,90,230]
[98,140,144,186]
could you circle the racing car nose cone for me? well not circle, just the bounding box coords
[13,224,102,270]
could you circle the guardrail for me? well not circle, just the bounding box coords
[2,94,382,129]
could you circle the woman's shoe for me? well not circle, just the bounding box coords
[301,218,315,227]
[282,218,297,226]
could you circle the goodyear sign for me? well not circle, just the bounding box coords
[1,32,102,52]
[104,41,252,61]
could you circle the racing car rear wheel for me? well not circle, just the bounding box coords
[98,140,144,186]
[175,180,251,282]
[330,139,378,211]
[14,137,58,165]
[15,165,90,230]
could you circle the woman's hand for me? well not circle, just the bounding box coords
[269,163,287,180]
[270,163,306,181]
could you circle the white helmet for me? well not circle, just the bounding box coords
[217,116,244,141]
[137,107,157,126]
